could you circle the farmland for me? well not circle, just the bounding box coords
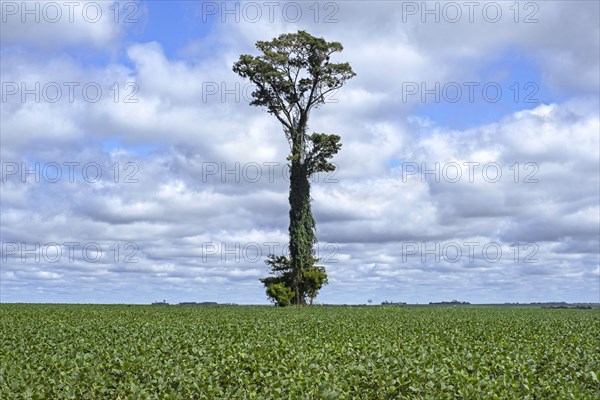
[1,305,598,399]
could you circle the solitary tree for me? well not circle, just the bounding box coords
[233,31,355,305]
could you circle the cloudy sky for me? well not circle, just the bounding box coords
[1,0,598,304]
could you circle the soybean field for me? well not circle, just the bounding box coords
[1,305,598,399]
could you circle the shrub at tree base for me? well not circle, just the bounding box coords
[265,283,294,307]
[260,255,329,306]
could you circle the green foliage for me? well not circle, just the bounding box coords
[1,304,599,399]
[303,266,328,305]
[265,283,295,307]
[307,133,342,174]
[260,255,328,306]
[234,30,355,305]
[232,30,355,133]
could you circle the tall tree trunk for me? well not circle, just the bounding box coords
[288,141,316,306]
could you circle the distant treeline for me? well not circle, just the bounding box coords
[151,301,238,306]
[429,300,471,305]
[541,305,593,309]
[148,301,598,308]
[381,301,407,306]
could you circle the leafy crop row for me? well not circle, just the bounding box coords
[1,305,598,399]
